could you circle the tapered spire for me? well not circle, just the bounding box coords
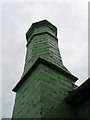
[23,20,70,77]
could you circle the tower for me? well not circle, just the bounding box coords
[12,20,78,118]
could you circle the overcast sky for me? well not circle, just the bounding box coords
[1,1,89,119]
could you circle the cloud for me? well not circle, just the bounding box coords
[2,2,88,118]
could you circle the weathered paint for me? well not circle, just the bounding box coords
[12,20,89,119]
[12,63,76,118]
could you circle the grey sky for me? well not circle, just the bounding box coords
[0,3,2,119]
[1,1,88,119]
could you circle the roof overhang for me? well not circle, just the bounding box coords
[13,57,78,92]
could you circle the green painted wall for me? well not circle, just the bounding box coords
[12,65,42,118]
[12,63,76,118]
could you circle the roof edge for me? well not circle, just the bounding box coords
[26,20,57,40]
[12,57,78,92]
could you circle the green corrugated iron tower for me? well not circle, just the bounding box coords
[12,20,89,118]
